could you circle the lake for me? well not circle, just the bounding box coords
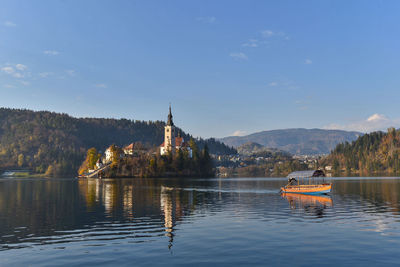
[1,177,400,266]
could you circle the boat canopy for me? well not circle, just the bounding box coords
[287,170,325,179]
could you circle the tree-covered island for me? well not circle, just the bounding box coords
[79,140,214,178]
[79,106,214,178]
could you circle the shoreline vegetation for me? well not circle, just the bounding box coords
[217,128,400,178]
[321,128,400,177]
[79,140,214,178]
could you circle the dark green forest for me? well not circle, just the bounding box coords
[0,108,236,176]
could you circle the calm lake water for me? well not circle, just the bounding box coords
[1,177,400,266]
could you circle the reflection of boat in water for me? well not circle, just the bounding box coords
[282,192,333,217]
[280,170,332,195]
[282,193,333,207]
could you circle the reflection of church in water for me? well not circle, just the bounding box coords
[78,179,194,249]
[160,186,176,249]
[160,186,193,250]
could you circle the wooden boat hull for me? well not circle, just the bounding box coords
[280,183,332,195]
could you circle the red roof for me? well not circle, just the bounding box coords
[175,137,184,147]
[124,143,134,150]
[160,137,188,148]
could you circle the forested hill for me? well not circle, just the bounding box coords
[219,128,361,155]
[236,142,290,157]
[0,108,236,175]
[322,128,400,175]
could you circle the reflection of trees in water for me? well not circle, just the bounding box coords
[81,179,199,249]
[0,178,203,250]
[334,179,400,214]
[123,184,134,218]
[4,178,400,250]
[79,179,198,250]
[0,180,84,248]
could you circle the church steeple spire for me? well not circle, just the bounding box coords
[167,104,174,126]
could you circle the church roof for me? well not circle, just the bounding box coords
[160,137,189,148]
[167,104,174,126]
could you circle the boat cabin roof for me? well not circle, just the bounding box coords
[287,170,325,179]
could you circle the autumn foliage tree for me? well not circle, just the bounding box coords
[78,148,101,175]
[322,128,400,175]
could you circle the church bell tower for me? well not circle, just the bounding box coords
[164,104,176,154]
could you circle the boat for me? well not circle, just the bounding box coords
[280,170,332,195]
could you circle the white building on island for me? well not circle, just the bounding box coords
[105,147,113,162]
[123,143,134,155]
[104,145,123,163]
[159,105,192,158]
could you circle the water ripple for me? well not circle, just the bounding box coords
[1,178,400,266]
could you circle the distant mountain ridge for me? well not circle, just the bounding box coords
[219,128,362,155]
[236,142,289,157]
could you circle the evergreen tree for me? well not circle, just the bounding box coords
[200,144,213,177]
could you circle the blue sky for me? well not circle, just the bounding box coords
[1,0,400,138]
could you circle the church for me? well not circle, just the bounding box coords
[159,106,192,158]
